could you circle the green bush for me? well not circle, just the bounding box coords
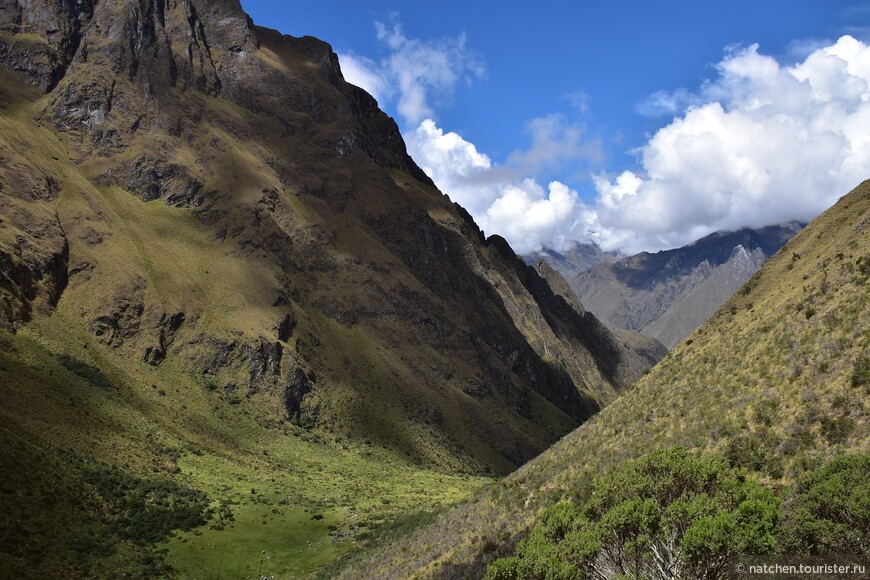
[851,355,870,389]
[778,454,870,556]
[81,462,212,545]
[486,447,779,579]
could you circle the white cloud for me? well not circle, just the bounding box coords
[338,21,483,126]
[481,180,581,254]
[637,88,704,117]
[339,53,387,104]
[591,35,870,253]
[405,118,601,254]
[346,23,870,257]
[506,114,604,174]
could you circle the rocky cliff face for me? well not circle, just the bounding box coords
[569,224,802,348]
[0,0,660,473]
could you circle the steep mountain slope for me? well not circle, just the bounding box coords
[532,259,667,370]
[338,181,869,579]
[0,0,661,575]
[570,223,802,347]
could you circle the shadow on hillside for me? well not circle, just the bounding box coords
[56,354,113,390]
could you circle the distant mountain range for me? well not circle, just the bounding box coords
[529,223,803,347]
[1,1,862,577]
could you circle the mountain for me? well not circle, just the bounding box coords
[569,223,802,347]
[531,259,668,370]
[0,0,661,575]
[526,243,622,281]
[335,180,869,578]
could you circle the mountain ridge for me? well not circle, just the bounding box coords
[565,222,802,347]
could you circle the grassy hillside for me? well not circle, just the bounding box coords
[338,180,869,578]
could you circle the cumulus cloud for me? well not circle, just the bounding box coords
[411,36,870,256]
[338,21,483,126]
[591,35,870,253]
[405,118,600,254]
[339,53,388,105]
[342,20,869,256]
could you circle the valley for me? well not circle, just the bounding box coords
[0,1,866,578]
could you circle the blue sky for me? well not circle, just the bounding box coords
[241,1,870,254]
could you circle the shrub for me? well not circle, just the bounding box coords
[851,355,870,389]
[487,447,779,579]
[81,462,211,545]
[778,454,870,556]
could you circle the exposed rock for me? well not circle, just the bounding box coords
[191,336,239,375]
[275,312,295,342]
[283,366,311,424]
[246,339,282,391]
[98,156,208,206]
[532,260,585,315]
[0,153,69,328]
[91,277,146,347]
[0,0,94,91]
[143,311,185,365]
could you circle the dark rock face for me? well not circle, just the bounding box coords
[275,312,295,342]
[143,311,184,365]
[91,278,146,347]
[0,0,662,471]
[120,157,206,206]
[0,136,69,330]
[0,0,94,91]
[283,367,312,424]
[487,235,664,391]
[246,339,282,390]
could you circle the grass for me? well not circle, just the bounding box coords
[0,325,490,577]
[163,504,348,578]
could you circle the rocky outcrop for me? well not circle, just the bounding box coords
[143,311,184,365]
[91,277,146,347]
[0,125,69,330]
[0,0,94,91]
[114,156,207,207]
[283,366,312,424]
